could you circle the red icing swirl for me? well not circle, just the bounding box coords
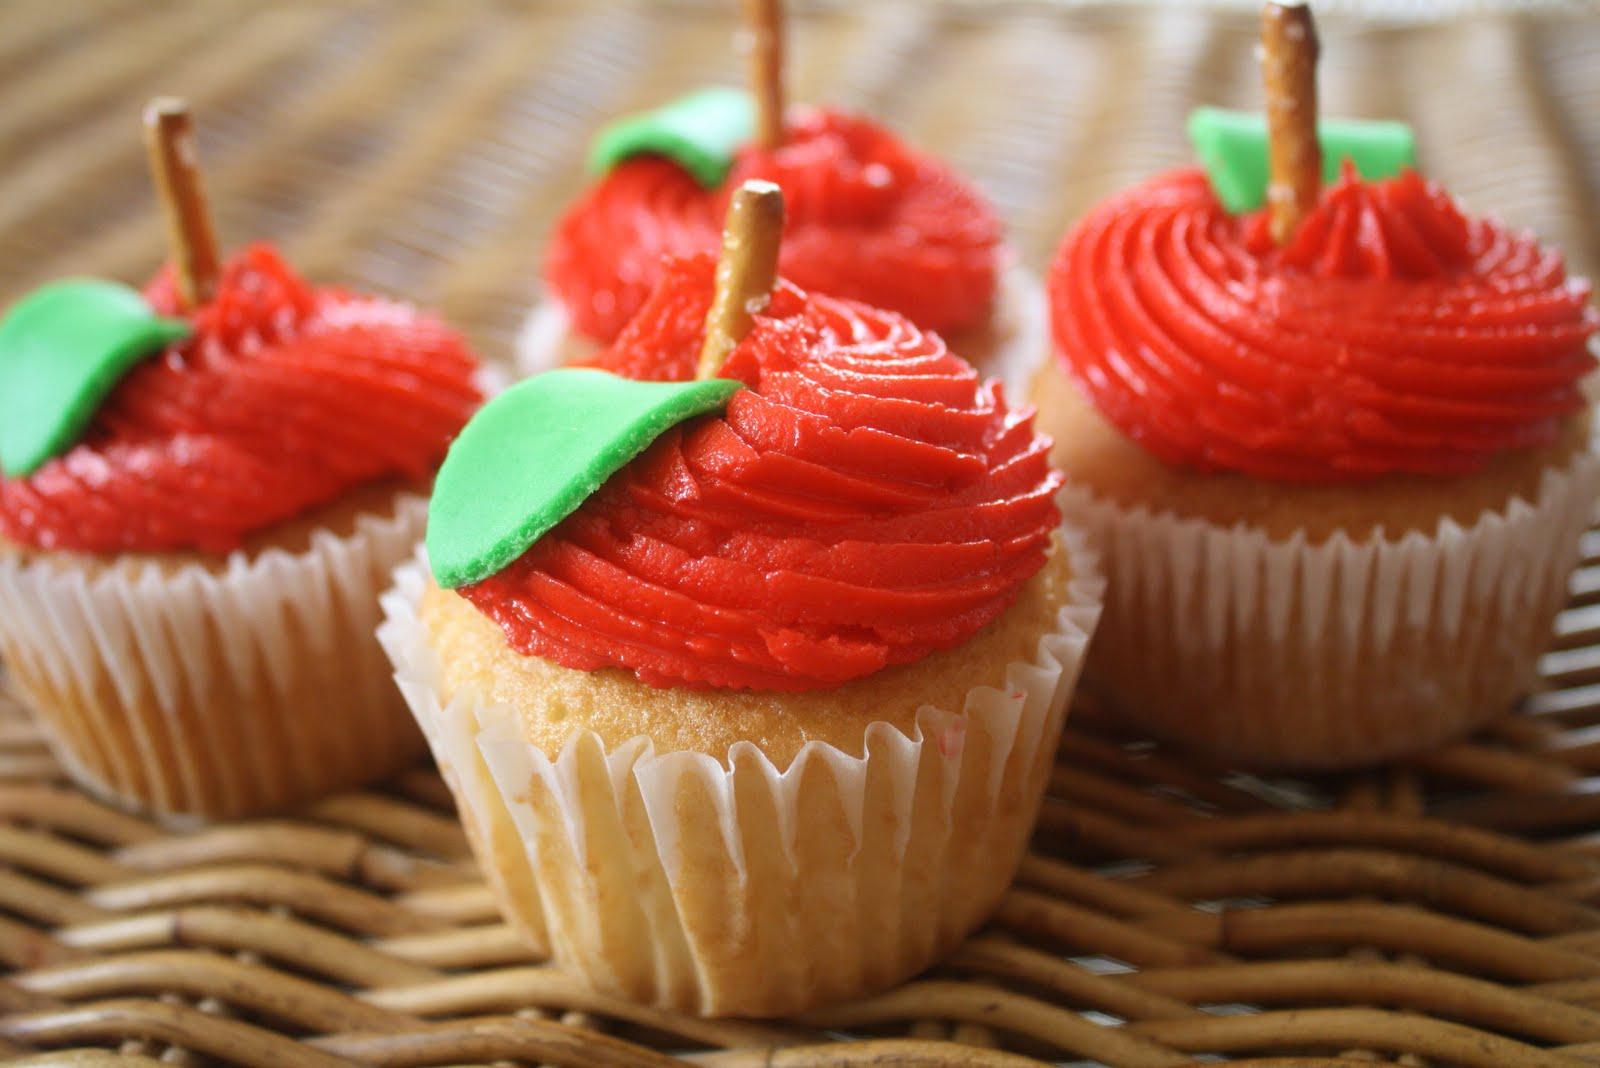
[546,109,1001,345]
[463,255,1060,691]
[0,244,483,554]
[1048,166,1597,481]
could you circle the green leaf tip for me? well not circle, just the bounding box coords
[0,279,191,479]
[426,368,742,589]
[588,87,756,189]
[1187,106,1416,214]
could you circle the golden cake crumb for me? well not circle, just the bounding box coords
[1033,359,1592,542]
[420,538,1074,765]
[0,478,422,577]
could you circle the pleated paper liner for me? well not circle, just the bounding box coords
[0,492,430,818]
[1063,442,1600,768]
[379,532,1104,1017]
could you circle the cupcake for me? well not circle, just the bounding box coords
[383,184,1102,1015]
[1034,3,1599,768]
[519,1,1042,391]
[0,101,484,817]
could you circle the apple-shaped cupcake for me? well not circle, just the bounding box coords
[520,0,1042,391]
[1034,3,1599,768]
[0,101,484,816]
[383,184,1102,1015]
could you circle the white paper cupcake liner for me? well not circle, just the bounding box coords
[514,297,576,377]
[0,495,431,818]
[1060,444,1600,769]
[515,263,1048,400]
[378,533,1103,1016]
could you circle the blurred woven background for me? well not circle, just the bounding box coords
[1,0,1596,368]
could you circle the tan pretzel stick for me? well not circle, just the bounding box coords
[697,180,785,380]
[143,98,221,307]
[1261,0,1322,244]
[742,0,785,149]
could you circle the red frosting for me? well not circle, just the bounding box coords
[546,109,1001,345]
[463,255,1061,691]
[0,244,483,555]
[1048,165,1597,481]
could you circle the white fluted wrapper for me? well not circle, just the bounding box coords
[379,536,1103,1016]
[0,495,430,818]
[514,298,574,376]
[1061,446,1600,769]
[516,263,1048,400]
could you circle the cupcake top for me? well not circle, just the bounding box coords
[0,244,483,555]
[547,102,1002,345]
[438,254,1061,692]
[1048,164,1597,482]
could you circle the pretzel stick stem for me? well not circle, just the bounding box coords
[142,98,221,307]
[1261,0,1322,244]
[697,181,785,380]
[742,0,785,149]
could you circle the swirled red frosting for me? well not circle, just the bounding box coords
[0,244,483,554]
[545,108,1001,345]
[1048,165,1596,481]
[462,254,1060,691]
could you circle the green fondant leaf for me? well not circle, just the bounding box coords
[427,368,742,589]
[1187,107,1417,213]
[588,87,755,189]
[0,279,190,478]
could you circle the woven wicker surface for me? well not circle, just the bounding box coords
[4,1,1600,1065]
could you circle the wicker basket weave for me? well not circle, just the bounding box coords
[3,1,1600,1064]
